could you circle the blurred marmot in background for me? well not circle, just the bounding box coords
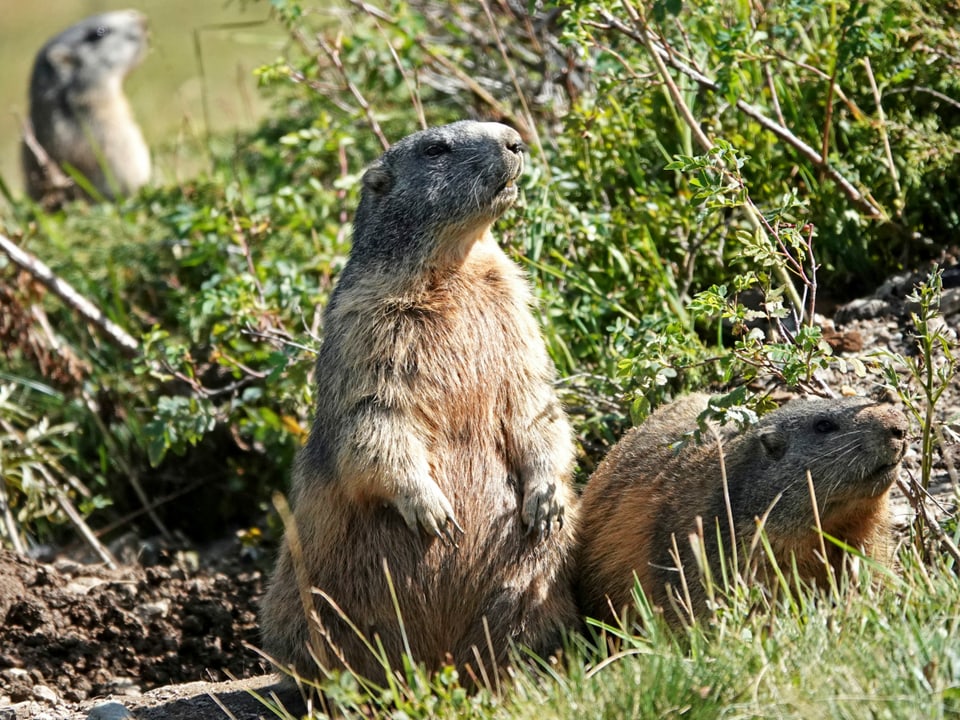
[22,10,151,208]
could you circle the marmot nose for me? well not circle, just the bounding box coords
[506,140,525,155]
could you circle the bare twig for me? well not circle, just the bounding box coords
[885,85,960,111]
[0,479,25,554]
[19,115,74,201]
[55,487,117,568]
[374,20,426,129]
[478,0,545,168]
[597,8,885,220]
[314,31,390,151]
[80,389,173,542]
[935,423,958,487]
[897,471,960,567]
[863,56,903,212]
[618,0,805,316]
[622,1,711,152]
[344,0,529,136]
[92,478,206,539]
[819,30,843,167]
[763,63,787,128]
[0,234,139,355]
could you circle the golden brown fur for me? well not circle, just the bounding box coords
[577,393,908,624]
[259,121,578,683]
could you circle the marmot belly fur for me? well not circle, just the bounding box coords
[577,393,908,624]
[260,121,578,682]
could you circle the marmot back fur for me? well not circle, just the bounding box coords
[260,121,579,683]
[22,10,151,207]
[577,393,908,624]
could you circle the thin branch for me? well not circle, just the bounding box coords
[479,0,545,171]
[313,31,390,151]
[622,1,711,152]
[0,234,139,355]
[55,486,117,568]
[81,389,173,542]
[863,56,902,212]
[618,0,805,316]
[763,63,787,128]
[884,85,960,111]
[344,0,529,136]
[597,8,885,220]
[19,115,74,198]
[819,31,843,167]
[897,471,960,567]
[373,18,426,129]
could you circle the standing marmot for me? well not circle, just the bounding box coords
[577,393,908,624]
[259,121,579,683]
[22,10,151,207]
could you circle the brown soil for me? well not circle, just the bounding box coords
[0,541,284,718]
[0,263,957,719]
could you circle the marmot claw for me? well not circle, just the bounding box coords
[522,481,564,542]
[393,484,462,545]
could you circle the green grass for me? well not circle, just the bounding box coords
[271,548,960,719]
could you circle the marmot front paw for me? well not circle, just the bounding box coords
[392,482,463,544]
[522,479,564,541]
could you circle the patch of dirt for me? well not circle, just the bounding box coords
[0,541,272,717]
[0,261,957,719]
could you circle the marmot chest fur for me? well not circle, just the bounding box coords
[260,121,579,682]
[21,10,151,207]
[577,393,907,624]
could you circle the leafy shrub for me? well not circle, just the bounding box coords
[1,0,957,547]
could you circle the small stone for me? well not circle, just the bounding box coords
[65,577,108,595]
[135,599,170,620]
[53,558,82,575]
[32,684,59,703]
[86,701,134,720]
[101,676,141,697]
[1,667,34,702]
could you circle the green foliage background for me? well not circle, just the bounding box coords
[0,0,957,548]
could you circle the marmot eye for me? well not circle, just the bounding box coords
[423,142,450,158]
[85,25,111,42]
[814,418,838,433]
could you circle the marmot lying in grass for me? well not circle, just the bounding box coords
[22,10,151,208]
[260,121,579,683]
[577,393,908,624]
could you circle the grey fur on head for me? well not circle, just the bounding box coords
[725,396,908,530]
[351,121,525,269]
[29,11,148,105]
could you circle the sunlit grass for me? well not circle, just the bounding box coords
[280,544,960,719]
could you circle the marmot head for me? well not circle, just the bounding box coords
[31,10,149,102]
[352,121,525,268]
[726,397,908,531]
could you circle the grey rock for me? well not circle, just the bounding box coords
[32,684,59,703]
[86,701,134,720]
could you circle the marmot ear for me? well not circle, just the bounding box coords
[47,44,77,73]
[363,163,392,194]
[757,427,787,460]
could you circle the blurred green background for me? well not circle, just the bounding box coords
[0,0,287,192]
